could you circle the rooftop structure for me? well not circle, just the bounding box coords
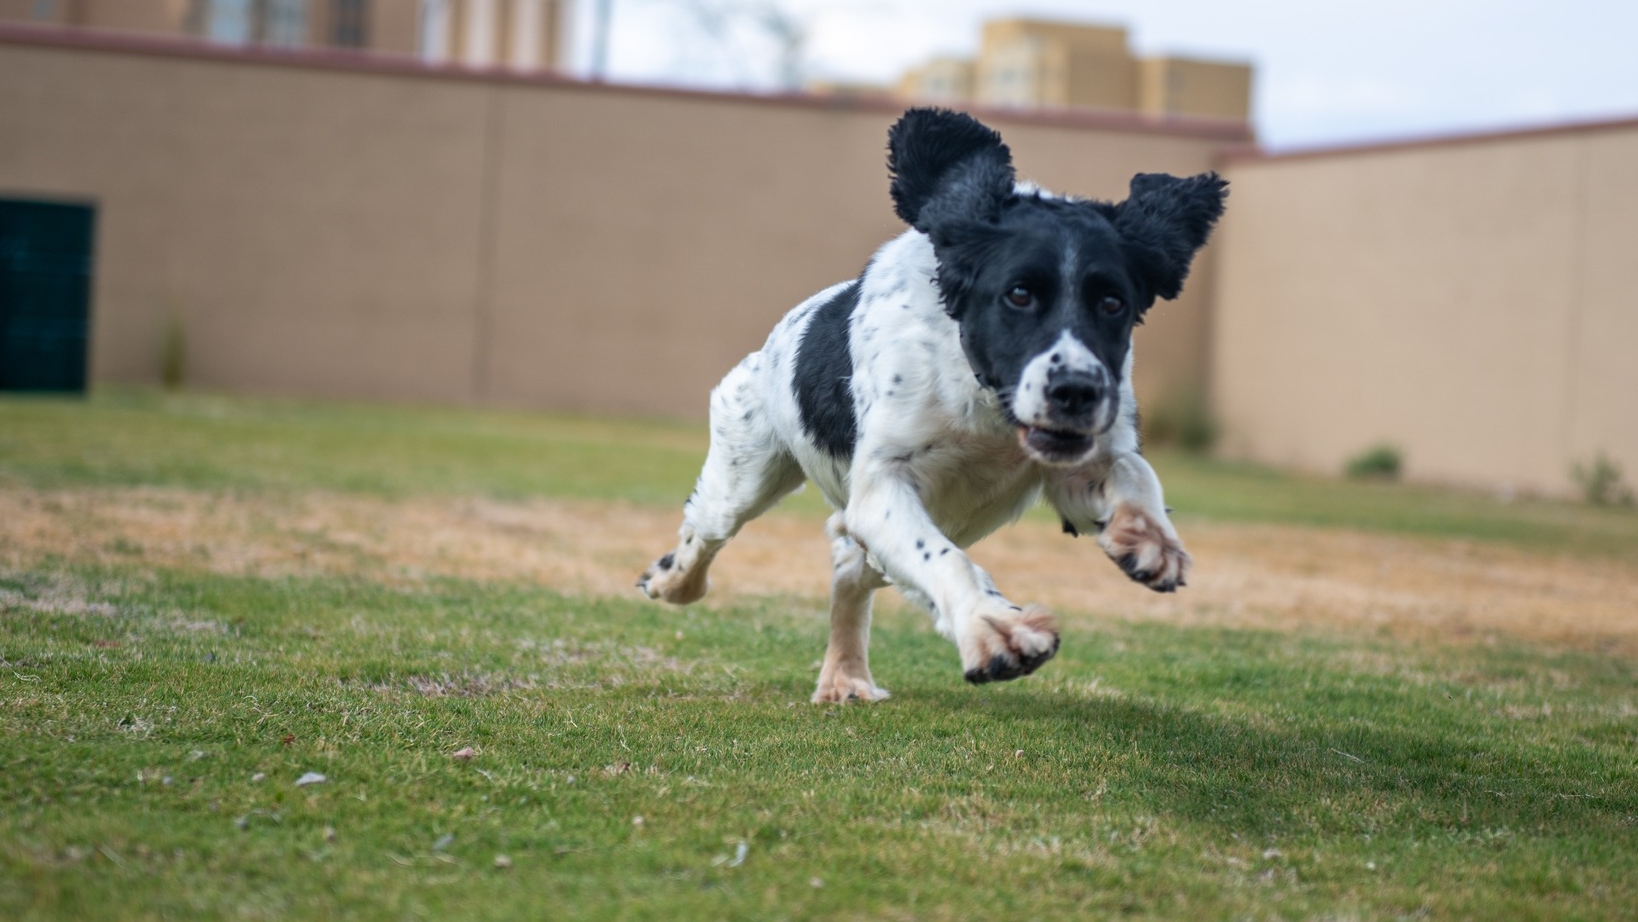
[0,0,564,69]
[898,18,1253,123]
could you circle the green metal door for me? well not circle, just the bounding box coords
[0,199,97,392]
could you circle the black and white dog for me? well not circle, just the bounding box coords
[639,108,1227,702]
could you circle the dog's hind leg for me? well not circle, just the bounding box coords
[638,357,805,605]
[813,514,892,703]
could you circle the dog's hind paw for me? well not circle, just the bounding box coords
[1099,503,1190,592]
[636,550,710,605]
[812,669,891,704]
[960,603,1060,684]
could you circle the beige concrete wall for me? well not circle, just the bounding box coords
[0,29,1238,418]
[481,92,899,416]
[1568,129,1638,478]
[484,92,1231,416]
[0,38,492,402]
[1214,125,1638,495]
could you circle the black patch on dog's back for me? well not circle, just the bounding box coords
[793,282,859,458]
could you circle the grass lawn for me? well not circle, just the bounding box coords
[3,390,1636,920]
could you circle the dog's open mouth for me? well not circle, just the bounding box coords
[1017,425,1096,462]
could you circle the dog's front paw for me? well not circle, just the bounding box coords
[960,603,1060,684]
[1099,504,1190,592]
[636,550,709,605]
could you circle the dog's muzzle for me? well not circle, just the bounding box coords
[1043,369,1104,423]
[1014,368,1115,464]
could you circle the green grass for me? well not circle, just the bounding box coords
[3,389,1638,920]
[0,389,709,504]
[4,572,1636,920]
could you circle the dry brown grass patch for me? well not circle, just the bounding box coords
[4,486,1637,656]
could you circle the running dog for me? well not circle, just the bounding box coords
[638,107,1227,702]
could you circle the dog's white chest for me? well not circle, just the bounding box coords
[909,435,1044,548]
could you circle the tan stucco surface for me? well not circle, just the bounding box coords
[0,31,1234,417]
[1215,128,1638,494]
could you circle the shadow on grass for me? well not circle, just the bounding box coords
[935,680,1638,846]
[8,564,1635,868]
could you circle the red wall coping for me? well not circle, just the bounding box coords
[0,23,1255,144]
[1222,113,1638,166]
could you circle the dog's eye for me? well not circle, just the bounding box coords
[1098,296,1125,316]
[1004,285,1034,309]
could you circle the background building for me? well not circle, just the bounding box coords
[898,18,1252,123]
[416,0,563,69]
[893,55,974,105]
[1,22,1632,498]
[0,0,564,67]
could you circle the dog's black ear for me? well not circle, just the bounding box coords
[1114,172,1228,302]
[888,108,1015,234]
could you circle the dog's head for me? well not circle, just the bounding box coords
[888,107,1227,466]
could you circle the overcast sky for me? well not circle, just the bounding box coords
[564,0,1638,151]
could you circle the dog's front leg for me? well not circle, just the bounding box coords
[1048,453,1190,592]
[845,462,1058,684]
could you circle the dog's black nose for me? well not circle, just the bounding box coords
[1045,372,1103,418]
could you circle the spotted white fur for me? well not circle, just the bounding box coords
[637,107,1222,702]
[639,225,1188,701]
